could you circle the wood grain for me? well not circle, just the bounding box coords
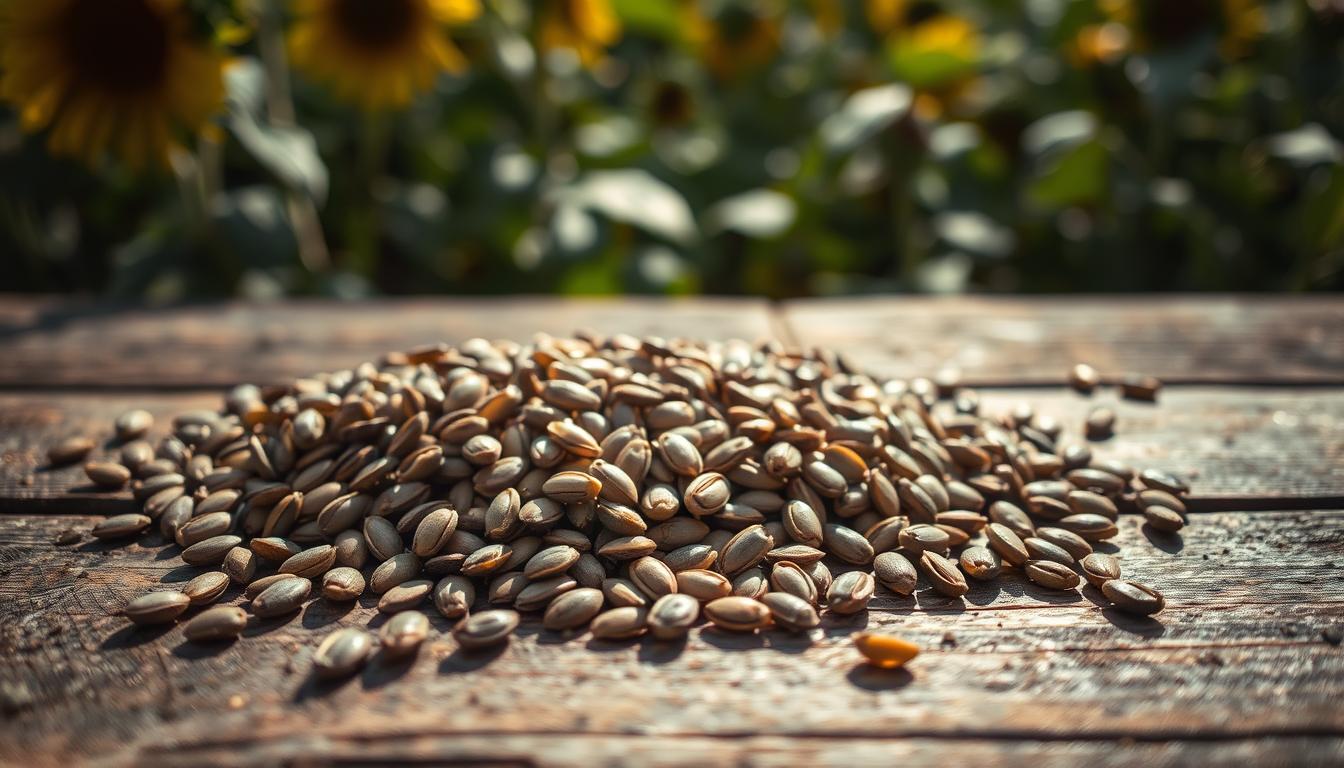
[781,295,1344,385]
[0,297,782,389]
[0,511,1340,766]
[3,387,1340,513]
[131,734,1344,768]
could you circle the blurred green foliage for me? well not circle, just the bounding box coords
[2,0,1342,298]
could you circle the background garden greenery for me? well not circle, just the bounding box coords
[3,0,1342,298]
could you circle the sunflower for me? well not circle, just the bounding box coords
[686,0,782,81]
[0,0,225,168]
[537,0,622,68]
[288,0,480,110]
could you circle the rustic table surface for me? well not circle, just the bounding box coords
[1,295,1341,767]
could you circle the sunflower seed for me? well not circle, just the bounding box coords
[92,513,152,540]
[123,591,190,625]
[378,579,433,614]
[1101,579,1165,615]
[590,606,648,639]
[313,628,375,679]
[826,570,875,614]
[183,606,248,642]
[853,631,920,668]
[252,576,312,618]
[454,609,519,650]
[380,610,431,659]
[1080,552,1121,588]
[1024,560,1081,590]
[322,567,366,601]
[648,593,699,639]
[543,587,605,630]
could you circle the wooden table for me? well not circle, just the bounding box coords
[1,295,1341,766]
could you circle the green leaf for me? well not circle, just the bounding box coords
[223,58,329,204]
[610,0,683,41]
[551,169,698,245]
[1027,140,1108,209]
[704,189,796,238]
[819,84,914,154]
[889,48,977,89]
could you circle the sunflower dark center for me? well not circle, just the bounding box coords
[332,0,420,52]
[64,0,169,94]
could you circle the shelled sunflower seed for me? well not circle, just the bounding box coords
[71,335,1188,669]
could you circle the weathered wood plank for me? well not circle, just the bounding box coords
[0,297,781,389]
[781,295,1344,385]
[3,387,1340,513]
[131,734,1344,768]
[0,511,1340,766]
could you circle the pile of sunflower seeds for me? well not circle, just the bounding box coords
[62,333,1188,677]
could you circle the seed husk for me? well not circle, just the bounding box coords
[279,545,337,579]
[873,551,918,596]
[920,551,969,598]
[244,572,301,599]
[181,535,244,566]
[1143,505,1186,533]
[454,609,520,650]
[719,524,773,575]
[378,579,433,614]
[92,513,152,540]
[647,593,699,639]
[823,523,875,565]
[897,524,949,556]
[853,632,920,669]
[1140,468,1189,496]
[183,606,248,642]
[412,507,459,557]
[1024,560,1081,591]
[124,591,191,625]
[543,587,605,630]
[684,473,730,517]
[1101,579,1165,615]
[1085,407,1116,440]
[313,628,375,679]
[1023,537,1074,566]
[675,569,733,602]
[222,546,257,584]
[371,553,423,593]
[629,556,678,599]
[1058,513,1119,541]
[985,523,1031,567]
[322,567,367,601]
[1120,373,1162,401]
[114,409,154,441]
[761,591,819,632]
[433,575,475,619]
[959,546,1002,581]
[826,570,875,614]
[590,606,648,640]
[183,571,231,606]
[1080,552,1121,588]
[769,561,818,604]
[1035,527,1094,561]
[252,576,312,618]
[703,596,771,632]
[1069,363,1100,393]
[48,436,95,466]
[380,610,431,659]
[85,461,132,489]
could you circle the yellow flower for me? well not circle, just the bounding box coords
[0,0,225,168]
[288,0,480,110]
[538,0,622,68]
[686,0,782,81]
[1070,21,1131,66]
[1219,0,1266,58]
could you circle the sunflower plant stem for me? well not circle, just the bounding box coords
[257,0,330,276]
[348,110,392,281]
